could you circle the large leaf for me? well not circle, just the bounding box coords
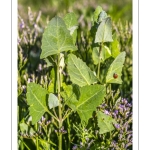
[67,54,98,87]
[95,17,113,43]
[41,16,77,58]
[27,83,48,124]
[48,93,59,109]
[63,12,78,44]
[75,85,106,124]
[106,52,126,84]
[97,111,117,134]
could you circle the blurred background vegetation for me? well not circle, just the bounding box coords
[18,0,132,23]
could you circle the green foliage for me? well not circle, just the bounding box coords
[40,16,77,58]
[75,85,106,124]
[97,111,116,134]
[63,12,78,44]
[92,47,100,65]
[66,85,106,124]
[48,93,59,109]
[19,122,35,135]
[93,6,103,24]
[101,45,112,61]
[67,54,98,87]
[110,38,120,58]
[106,52,126,84]
[95,17,113,43]
[26,83,48,124]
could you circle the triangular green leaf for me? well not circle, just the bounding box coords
[67,54,98,87]
[106,52,126,84]
[27,83,49,124]
[75,85,106,124]
[95,17,113,43]
[97,111,117,134]
[48,93,59,109]
[41,16,77,58]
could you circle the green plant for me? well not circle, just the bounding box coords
[18,6,131,150]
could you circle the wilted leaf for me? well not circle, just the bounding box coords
[67,54,98,87]
[95,17,113,43]
[41,16,77,58]
[106,52,126,84]
[97,111,117,134]
[27,83,48,124]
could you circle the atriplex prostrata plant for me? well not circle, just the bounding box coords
[18,6,130,150]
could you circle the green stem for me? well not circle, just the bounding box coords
[19,137,31,150]
[67,117,71,150]
[35,123,39,150]
[57,54,63,150]
[97,43,103,80]
[62,109,72,121]
[97,59,101,79]
[46,109,59,122]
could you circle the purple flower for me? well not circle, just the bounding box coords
[114,110,118,115]
[72,145,78,150]
[104,110,109,115]
[111,140,117,147]
[114,124,120,129]
[20,23,25,29]
[127,103,132,107]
